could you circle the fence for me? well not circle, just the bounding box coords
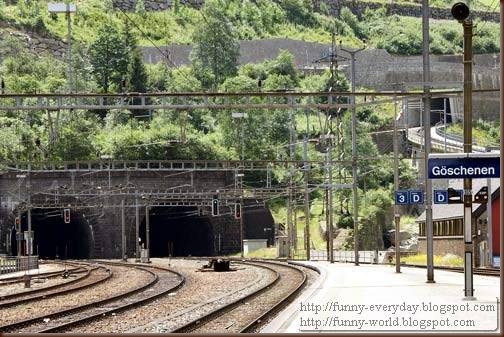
[0,256,39,275]
[297,250,397,264]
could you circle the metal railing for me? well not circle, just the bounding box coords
[0,256,39,275]
[300,250,397,264]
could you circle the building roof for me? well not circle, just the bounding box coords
[416,178,500,222]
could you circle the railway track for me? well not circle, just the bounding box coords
[0,262,111,309]
[401,264,500,276]
[0,261,184,333]
[171,260,307,333]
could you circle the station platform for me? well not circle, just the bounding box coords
[262,262,500,333]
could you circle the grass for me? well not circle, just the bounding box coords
[230,247,277,259]
[446,121,500,147]
[401,254,464,267]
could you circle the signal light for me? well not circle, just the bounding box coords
[211,196,219,216]
[64,209,71,223]
[474,186,489,204]
[15,217,20,231]
[234,202,241,219]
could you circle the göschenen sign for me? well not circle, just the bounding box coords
[428,155,500,179]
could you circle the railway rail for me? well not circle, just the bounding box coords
[0,262,111,309]
[171,260,307,333]
[0,261,184,333]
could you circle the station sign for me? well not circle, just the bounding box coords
[428,153,500,179]
[395,190,424,205]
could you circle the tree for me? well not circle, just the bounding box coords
[128,49,148,93]
[190,0,240,89]
[89,23,129,93]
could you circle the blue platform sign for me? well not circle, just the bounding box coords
[434,190,448,204]
[428,156,500,179]
[395,191,409,205]
[409,190,424,204]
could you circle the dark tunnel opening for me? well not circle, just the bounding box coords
[140,207,214,257]
[11,209,93,259]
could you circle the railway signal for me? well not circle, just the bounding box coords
[211,196,219,216]
[64,208,71,223]
[15,217,20,231]
[473,186,488,203]
[234,202,241,219]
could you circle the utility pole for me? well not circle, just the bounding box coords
[443,98,448,152]
[135,190,140,262]
[340,44,365,266]
[233,112,247,258]
[422,0,435,284]
[288,109,296,256]
[328,135,334,263]
[145,206,150,263]
[48,3,76,92]
[121,199,126,261]
[303,113,311,260]
[393,92,401,273]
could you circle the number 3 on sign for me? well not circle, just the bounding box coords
[395,191,409,205]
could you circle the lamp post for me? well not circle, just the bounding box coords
[422,0,435,284]
[48,3,76,92]
[340,44,365,266]
[451,2,475,300]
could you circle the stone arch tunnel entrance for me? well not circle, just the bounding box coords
[140,207,214,257]
[10,209,93,259]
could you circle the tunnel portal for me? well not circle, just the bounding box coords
[11,209,93,259]
[140,207,214,257]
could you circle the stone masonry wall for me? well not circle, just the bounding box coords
[0,29,67,60]
[112,0,500,22]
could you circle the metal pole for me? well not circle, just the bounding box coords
[27,208,31,260]
[487,178,492,267]
[240,194,244,259]
[462,20,475,300]
[500,0,503,285]
[422,0,435,284]
[444,98,447,152]
[135,191,140,262]
[288,110,294,257]
[240,117,245,259]
[303,135,310,260]
[121,200,126,261]
[393,93,401,273]
[66,8,73,92]
[17,211,21,257]
[340,45,365,266]
[145,206,150,262]
[351,51,362,266]
[328,136,334,263]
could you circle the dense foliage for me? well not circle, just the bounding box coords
[0,0,496,251]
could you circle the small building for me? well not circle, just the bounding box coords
[416,178,500,267]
